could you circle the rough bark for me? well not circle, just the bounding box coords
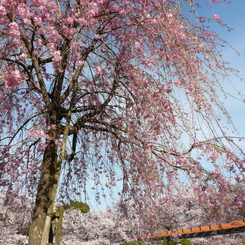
[28,140,59,245]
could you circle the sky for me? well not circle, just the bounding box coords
[86,0,245,211]
[205,0,245,181]
[208,0,245,131]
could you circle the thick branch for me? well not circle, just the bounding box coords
[60,39,100,104]
[52,40,71,106]
[68,62,120,135]
[20,32,51,108]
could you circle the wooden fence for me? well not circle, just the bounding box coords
[141,219,245,240]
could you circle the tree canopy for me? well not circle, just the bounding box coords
[0,0,244,244]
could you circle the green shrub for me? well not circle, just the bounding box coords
[168,242,177,245]
[70,200,90,213]
[121,241,144,245]
[161,240,177,245]
[180,238,192,245]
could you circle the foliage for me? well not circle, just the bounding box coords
[180,238,192,245]
[0,0,245,243]
[69,200,90,213]
[55,200,90,217]
[160,239,191,245]
[121,241,144,245]
[161,240,176,245]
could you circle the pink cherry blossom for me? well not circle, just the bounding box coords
[17,3,30,18]
[19,53,27,60]
[26,128,52,140]
[7,22,20,38]
[3,68,25,89]
[76,60,85,66]
[213,14,221,21]
[95,66,103,74]
[0,6,6,16]
[53,50,62,63]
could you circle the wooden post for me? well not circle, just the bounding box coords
[48,218,55,245]
[55,208,65,245]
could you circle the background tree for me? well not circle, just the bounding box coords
[1,189,245,245]
[0,0,245,244]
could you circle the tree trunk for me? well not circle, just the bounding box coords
[28,140,59,245]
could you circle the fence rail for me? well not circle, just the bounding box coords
[142,219,245,240]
